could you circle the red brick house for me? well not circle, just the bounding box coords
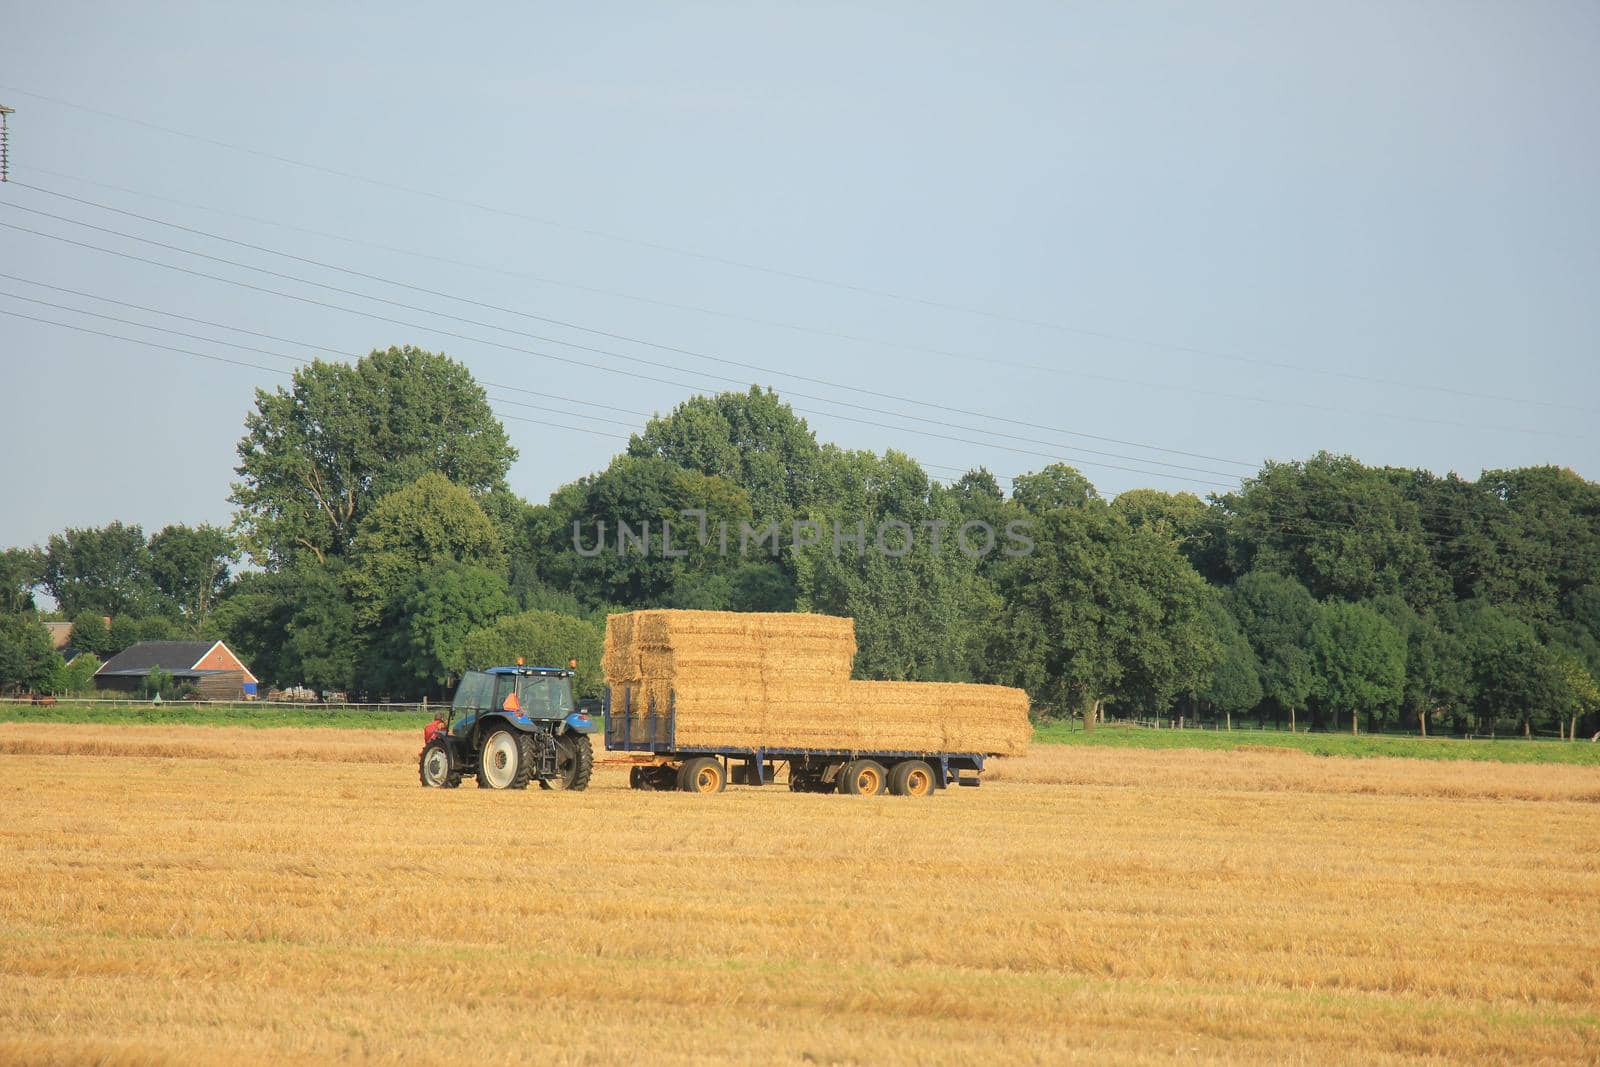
[93,640,259,699]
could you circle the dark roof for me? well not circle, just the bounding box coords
[96,641,216,675]
[97,668,244,678]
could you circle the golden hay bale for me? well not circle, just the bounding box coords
[614,610,856,686]
[601,613,640,682]
[844,681,1031,757]
[603,610,1029,756]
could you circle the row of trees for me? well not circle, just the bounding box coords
[0,522,234,695]
[2,523,235,627]
[2,345,1597,737]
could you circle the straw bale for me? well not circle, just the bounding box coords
[602,610,1029,757]
[844,681,1031,757]
[601,612,640,683]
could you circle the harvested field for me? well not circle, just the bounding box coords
[604,609,1031,754]
[2,725,1598,1064]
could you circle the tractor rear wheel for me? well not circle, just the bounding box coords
[541,733,595,792]
[889,760,935,797]
[477,726,533,789]
[840,759,887,796]
[679,756,725,794]
[419,740,461,789]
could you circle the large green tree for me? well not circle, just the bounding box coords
[346,473,505,627]
[0,548,41,614]
[366,562,514,698]
[462,610,606,697]
[40,522,156,617]
[1112,488,1222,579]
[60,653,101,695]
[69,613,114,659]
[0,613,61,694]
[1011,463,1100,514]
[1219,452,1448,610]
[995,500,1219,719]
[795,448,993,681]
[1366,595,1469,734]
[627,386,822,527]
[148,523,236,634]
[214,565,360,694]
[1448,602,1570,736]
[1307,600,1405,733]
[1553,652,1599,740]
[544,454,751,608]
[1199,597,1263,724]
[1227,570,1319,731]
[231,347,515,566]
[1447,467,1600,625]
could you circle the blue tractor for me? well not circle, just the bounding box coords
[418,666,598,790]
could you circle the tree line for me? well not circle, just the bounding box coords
[2,345,1597,738]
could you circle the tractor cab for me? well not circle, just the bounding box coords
[448,666,595,735]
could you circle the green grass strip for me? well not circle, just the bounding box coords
[1033,721,1600,765]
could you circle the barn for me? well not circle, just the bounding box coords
[93,640,259,700]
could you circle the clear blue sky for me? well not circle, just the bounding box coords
[1,0,1595,551]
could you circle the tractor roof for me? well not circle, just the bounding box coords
[483,666,572,677]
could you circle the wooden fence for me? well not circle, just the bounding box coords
[0,696,428,714]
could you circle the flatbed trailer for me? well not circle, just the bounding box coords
[603,686,988,796]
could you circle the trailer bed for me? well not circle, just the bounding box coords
[602,686,989,790]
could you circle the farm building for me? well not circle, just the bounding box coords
[42,621,74,650]
[93,640,259,699]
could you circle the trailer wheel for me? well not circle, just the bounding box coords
[631,765,676,790]
[541,733,594,792]
[679,756,725,794]
[889,760,934,797]
[477,726,533,789]
[418,740,461,789]
[840,759,887,796]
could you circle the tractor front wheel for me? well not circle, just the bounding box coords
[541,733,595,792]
[419,740,461,789]
[477,727,533,790]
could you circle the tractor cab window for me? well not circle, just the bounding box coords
[493,673,520,712]
[519,675,573,718]
[452,671,494,712]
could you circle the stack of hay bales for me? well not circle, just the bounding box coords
[603,610,1030,756]
[840,681,1031,756]
[603,610,853,748]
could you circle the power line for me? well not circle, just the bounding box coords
[0,278,1238,490]
[31,164,1580,444]
[0,269,1051,491]
[0,306,291,377]
[0,199,1244,478]
[0,272,662,422]
[0,297,1040,487]
[27,166,1577,443]
[0,304,627,441]
[0,219,1243,488]
[6,181,1265,467]
[3,84,1586,416]
[4,298,1498,544]
[3,284,657,438]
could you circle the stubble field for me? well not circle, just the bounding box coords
[1,723,1597,1065]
